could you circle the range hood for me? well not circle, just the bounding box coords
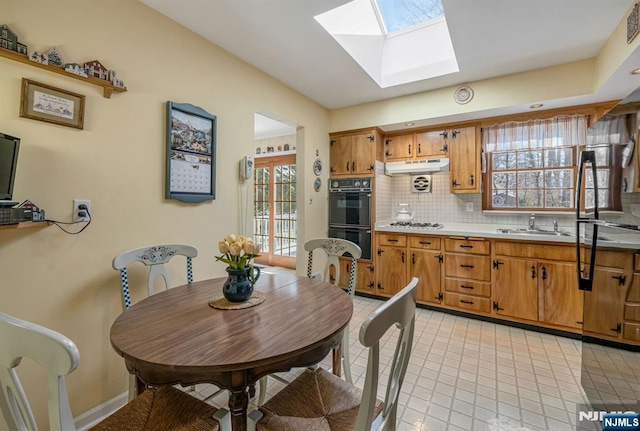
[385,158,450,176]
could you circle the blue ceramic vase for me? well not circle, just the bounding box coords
[222,266,261,302]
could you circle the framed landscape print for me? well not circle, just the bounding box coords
[20,79,85,129]
[165,101,216,202]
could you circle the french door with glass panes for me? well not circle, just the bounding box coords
[254,154,297,269]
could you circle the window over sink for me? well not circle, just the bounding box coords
[482,115,588,211]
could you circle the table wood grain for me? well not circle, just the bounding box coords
[110,273,353,431]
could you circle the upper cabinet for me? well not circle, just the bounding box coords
[448,126,480,194]
[329,129,382,177]
[384,131,448,161]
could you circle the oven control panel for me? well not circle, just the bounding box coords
[329,177,372,192]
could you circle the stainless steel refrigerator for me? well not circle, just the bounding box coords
[576,88,640,427]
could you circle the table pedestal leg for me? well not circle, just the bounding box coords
[229,387,249,431]
[332,345,342,377]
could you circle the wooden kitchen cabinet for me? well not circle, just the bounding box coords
[384,133,414,161]
[583,266,627,337]
[493,257,539,321]
[449,126,481,194]
[376,234,408,296]
[384,131,449,161]
[329,130,379,176]
[539,261,582,329]
[409,236,442,304]
[443,237,491,314]
[493,241,579,326]
[334,258,376,294]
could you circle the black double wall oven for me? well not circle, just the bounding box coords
[328,177,372,260]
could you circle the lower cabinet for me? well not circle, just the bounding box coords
[493,257,539,321]
[376,234,408,296]
[367,232,638,346]
[409,236,442,304]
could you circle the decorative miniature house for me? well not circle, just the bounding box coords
[64,63,88,77]
[0,24,27,55]
[108,70,125,89]
[83,60,109,80]
[28,50,48,65]
[46,46,64,67]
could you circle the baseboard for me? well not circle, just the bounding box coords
[74,391,128,430]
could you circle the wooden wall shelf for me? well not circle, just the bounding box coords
[0,48,127,99]
[0,221,51,231]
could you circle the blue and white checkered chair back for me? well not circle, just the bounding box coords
[112,244,197,310]
[304,238,361,297]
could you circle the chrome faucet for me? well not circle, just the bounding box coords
[528,214,535,230]
[553,220,559,233]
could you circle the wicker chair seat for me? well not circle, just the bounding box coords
[257,368,383,431]
[90,386,220,431]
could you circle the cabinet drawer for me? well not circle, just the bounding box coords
[444,278,491,297]
[378,233,406,247]
[584,248,632,269]
[624,304,640,322]
[444,254,491,281]
[445,238,489,255]
[410,236,441,250]
[444,292,491,313]
[623,322,640,342]
[495,241,575,261]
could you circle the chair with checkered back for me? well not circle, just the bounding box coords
[0,311,231,431]
[257,238,361,407]
[112,244,197,400]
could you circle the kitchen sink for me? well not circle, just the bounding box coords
[496,228,574,237]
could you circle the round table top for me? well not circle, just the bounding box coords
[110,273,353,375]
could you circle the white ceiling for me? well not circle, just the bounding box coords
[140,0,640,127]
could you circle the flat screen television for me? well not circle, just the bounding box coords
[0,132,20,207]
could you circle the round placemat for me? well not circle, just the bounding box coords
[208,291,265,310]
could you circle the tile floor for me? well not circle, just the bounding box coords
[191,266,635,431]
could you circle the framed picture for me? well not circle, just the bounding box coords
[629,3,640,44]
[20,78,85,129]
[166,101,216,203]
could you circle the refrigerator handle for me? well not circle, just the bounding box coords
[576,150,598,292]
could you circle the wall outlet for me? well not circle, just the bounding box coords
[466,202,474,212]
[73,199,91,222]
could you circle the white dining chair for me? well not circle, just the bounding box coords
[112,244,220,401]
[257,238,362,407]
[0,311,231,431]
[248,277,419,431]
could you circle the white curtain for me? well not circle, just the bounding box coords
[483,115,589,153]
[586,114,630,147]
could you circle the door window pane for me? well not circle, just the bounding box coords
[517,189,543,208]
[517,150,543,169]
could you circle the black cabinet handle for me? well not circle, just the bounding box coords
[387,239,398,242]
[612,275,626,285]
[460,300,474,305]
[460,285,474,290]
[419,241,431,245]
[541,266,547,280]
[460,264,475,269]
[351,161,355,172]
[418,143,421,154]
[531,265,536,279]
[460,245,473,249]
[377,248,384,255]
[368,265,374,273]
[368,281,374,289]
[452,130,459,138]
[401,252,405,263]
[346,162,349,171]
[408,144,411,155]
[412,253,415,264]
[470,174,474,186]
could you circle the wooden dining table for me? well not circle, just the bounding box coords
[110,272,353,431]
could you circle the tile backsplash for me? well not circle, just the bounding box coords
[374,163,640,229]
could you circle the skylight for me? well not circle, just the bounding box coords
[375,0,444,34]
[315,0,458,88]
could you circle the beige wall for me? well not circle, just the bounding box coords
[0,0,330,427]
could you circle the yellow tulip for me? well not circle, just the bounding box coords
[229,242,242,256]
[218,240,230,254]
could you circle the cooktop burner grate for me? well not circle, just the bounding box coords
[389,222,443,229]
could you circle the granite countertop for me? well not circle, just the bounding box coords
[374,222,640,249]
